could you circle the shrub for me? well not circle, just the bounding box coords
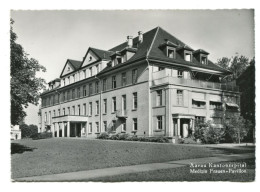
[97,132,109,139]
[109,133,120,140]
[118,133,129,140]
[194,120,225,144]
[20,124,38,138]
[31,132,52,140]
[179,137,198,144]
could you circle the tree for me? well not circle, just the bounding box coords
[20,124,38,138]
[224,115,251,143]
[216,55,250,82]
[11,19,47,125]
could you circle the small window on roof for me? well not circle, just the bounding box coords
[167,49,175,59]
[89,56,92,61]
[117,57,122,64]
[201,56,207,65]
[185,53,191,62]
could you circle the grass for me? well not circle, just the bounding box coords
[12,138,218,179]
[89,159,255,182]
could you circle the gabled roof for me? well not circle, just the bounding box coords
[68,59,82,70]
[90,47,113,60]
[60,59,82,78]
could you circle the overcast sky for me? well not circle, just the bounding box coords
[10,10,254,125]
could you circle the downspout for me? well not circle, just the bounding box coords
[95,75,102,136]
[146,58,152,137]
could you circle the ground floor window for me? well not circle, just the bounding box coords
[195,116,205,124]
[103,121,107,132]
[122,122,126,132]
[89,123,92,133]
[96,122,99,133]
[112,120,116,131]
[157,116,163,130]
[133,118,138,131]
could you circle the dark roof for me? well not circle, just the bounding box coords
[147,27,230,74]
[89,47,113,60]
[193,49,209,55]
[68,59,82,70]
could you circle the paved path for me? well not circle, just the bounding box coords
[14,153,254,182]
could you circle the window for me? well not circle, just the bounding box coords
[122,122,126,132]
[89,67,92,77]
[67,90,70,100]
[67,77,70,84]
[132,69,137,84]
[192,100,206,108]
[177,70,183,78]
[63,108,65,116]
[89,83,93,95]
[83,69,86,79]
[210,101,222,110]
[103,99,107,114]
[133,92,138,109]
[57,93,60,104]
[48,111,51,124]
[83,85,87,96]
[112,76,116,89]
[53,110,56,117]
[78,105,81,115]
[89,56,92,61]
[112,97,116,112]
[96,101,99,115]
[201,56,207,65]
[77,87,81,98]
[72,74,75,83]
[212,117,222,124]
[95,81,99,94]
[177,90,183,106]
[72,106,75,115]
[133,118,138,131]
[96,64,99,73]
[58,109,60,116]
[67,107,70,115]
[156,90,162,106]
[83,104,86,116]
[122,95,126,111]
[157,116,163,130]
[158,67,165,71]
[185,53,191,62]
[63,91,66,102]
[121,72,127,86]
[72,89,75,99]
[103,121,107,132]
[167,49,175,58]
[44,112,47,123]
[89,102,92,116]
[89,123,92,133]
[112,120,116,131]
[117,57,122,64]
[103,78,107,91]
[195,116,205,124]
[63,79,65,86]
[96,122,99,133]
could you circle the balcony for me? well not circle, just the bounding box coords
[152,76,239,92]
[116,110,128,119]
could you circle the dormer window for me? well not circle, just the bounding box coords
[117,57,122,64]
[185,52,191,62]
[167,48,175,59]
[201,56,207,65]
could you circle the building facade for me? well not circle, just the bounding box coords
[39,27,240,142]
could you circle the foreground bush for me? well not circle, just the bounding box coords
[179,137,197,144]
[97,133,169,143]
[31,132,52,140]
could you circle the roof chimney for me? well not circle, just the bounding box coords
[127,36,133,48]
[138,31,143,43]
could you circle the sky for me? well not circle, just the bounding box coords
[10,10,255,125]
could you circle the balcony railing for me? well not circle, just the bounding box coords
[116,109,128,119]
[152,76,239,92]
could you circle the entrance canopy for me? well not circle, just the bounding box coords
[52,115,88,123]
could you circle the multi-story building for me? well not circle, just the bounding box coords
[39,27,240,142]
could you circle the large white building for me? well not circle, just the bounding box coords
[39,27,240,142]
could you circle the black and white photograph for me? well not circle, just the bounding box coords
[6,5,256,185]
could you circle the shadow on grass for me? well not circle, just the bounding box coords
[11,143,36,155]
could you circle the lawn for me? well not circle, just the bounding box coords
[12,138,217,179]
[89,159,255,182]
